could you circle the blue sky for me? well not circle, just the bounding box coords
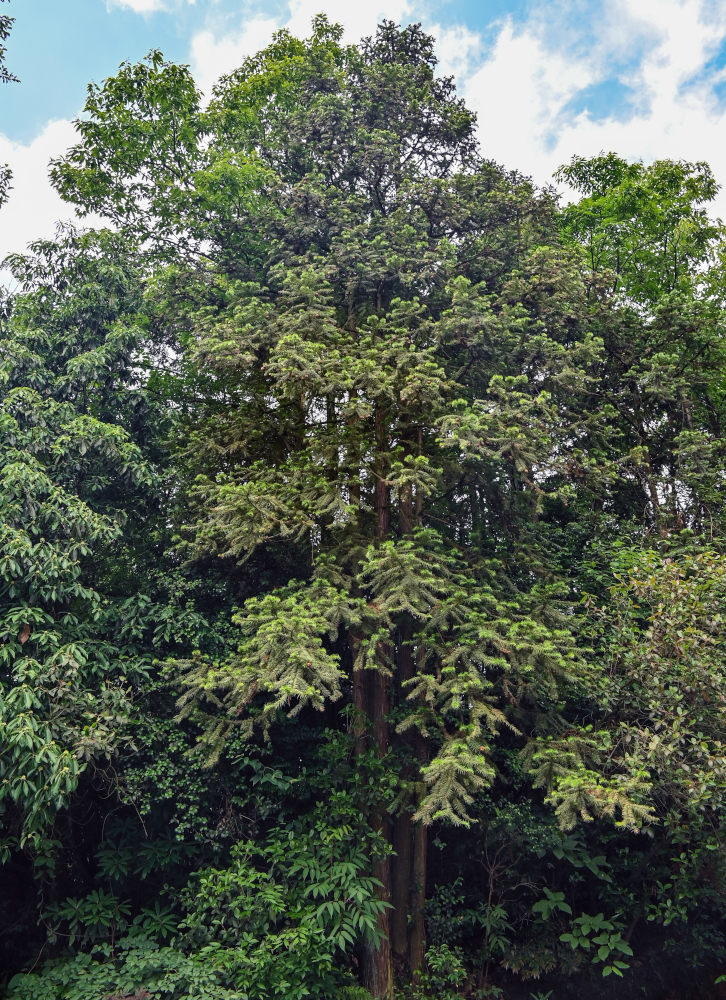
[2,0,726,264]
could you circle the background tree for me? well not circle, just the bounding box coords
[0,0,17,206]
[0,0,16,84]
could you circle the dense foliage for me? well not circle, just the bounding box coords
[2,18,726,1000]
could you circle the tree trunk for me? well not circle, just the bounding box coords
[409,808,427,978]
[361,404,394,999]
[351,630,367,758]
[392,811,412,962]
[363,924,393,1000]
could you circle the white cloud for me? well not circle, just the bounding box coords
[106,0,195,14]
[190,16,280,96]
[0,120,81,282]
[429,22,482,81]
[189,0,414,98]
[462,18,595,174]
[284,0,412,43]
[107,0,168,12]
[461,0,726,217]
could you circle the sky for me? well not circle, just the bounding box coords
[2,0,726,266]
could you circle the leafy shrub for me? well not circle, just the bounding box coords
[8,793,386,1000]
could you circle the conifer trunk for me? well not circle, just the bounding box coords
[392,812,412,962]
[362,405,394,999]
[351,631,367,758]
[409,757,428,978]
[409,638,429,979]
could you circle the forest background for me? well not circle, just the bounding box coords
[2,3,726,999]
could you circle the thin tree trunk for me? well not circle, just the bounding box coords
[409,722,428,979]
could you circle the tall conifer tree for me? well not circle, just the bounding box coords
[89,23,602,994]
